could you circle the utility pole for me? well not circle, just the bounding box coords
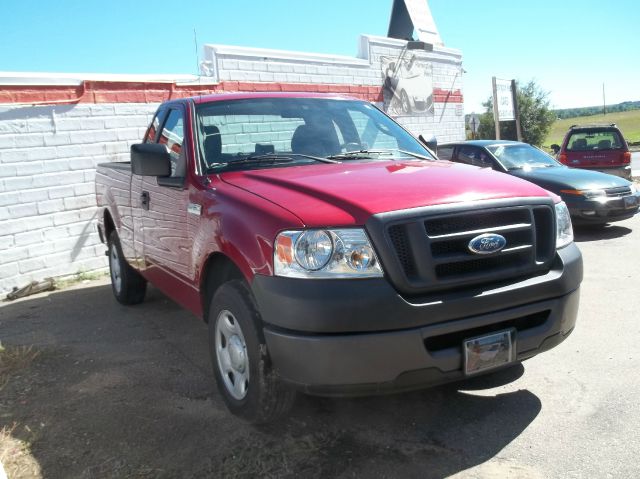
[602,83,606,116]
[492,77,500,140]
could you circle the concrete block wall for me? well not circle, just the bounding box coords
[0,103,157,293]
[0,34,464,294]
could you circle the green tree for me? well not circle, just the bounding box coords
[477,80,556,146]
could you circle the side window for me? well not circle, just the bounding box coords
[458,146,493,168]
[158,109,185,177]
[144,112,163,143]
[437,146,454,161]
[457,146,478,165]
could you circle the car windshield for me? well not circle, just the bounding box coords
[566,129,624,151]
[487,144,560,170]
[195,97,434,172]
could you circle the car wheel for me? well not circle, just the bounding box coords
[400,90,411,114]
[208,280,296,423]
[108,230,147,305]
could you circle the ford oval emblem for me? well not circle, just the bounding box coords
[468,233,507,255]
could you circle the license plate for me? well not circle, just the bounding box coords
[463,329,515,376]
[623,196,637,209]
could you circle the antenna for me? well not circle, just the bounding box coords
[193,28,200,77]
[193,27,203,96]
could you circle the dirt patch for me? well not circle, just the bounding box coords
[0,344,43,479]
[0,424,42,479]
[0,344,40,390]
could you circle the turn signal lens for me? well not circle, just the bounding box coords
[559,189,582,195]
[622,151,631,164]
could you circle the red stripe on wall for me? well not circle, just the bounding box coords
[0,81,462,105]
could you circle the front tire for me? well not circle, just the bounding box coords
[400,90,411,114]
[208,280,295,423]
[108,231,147,305]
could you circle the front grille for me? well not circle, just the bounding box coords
[605,186,632,197]
[379,203,555,294]
[388,224,417,278]
[424,209,529,236]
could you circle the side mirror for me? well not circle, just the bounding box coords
[550,144,561,155]
[131,143,171,176]
[419,134,437,155]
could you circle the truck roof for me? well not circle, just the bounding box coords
[192,91,354,104]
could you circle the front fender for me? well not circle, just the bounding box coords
[191,181,304,288]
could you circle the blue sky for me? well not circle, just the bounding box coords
[1,0,638,113]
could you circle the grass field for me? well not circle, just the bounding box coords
[544,109,640,147]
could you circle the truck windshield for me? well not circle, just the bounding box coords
[195,97,434,172]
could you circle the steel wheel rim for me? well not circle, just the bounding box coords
[215,309,250,400]
[109,244,122,293]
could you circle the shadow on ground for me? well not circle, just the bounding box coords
[573,224,632,243]
[0,284,540,479]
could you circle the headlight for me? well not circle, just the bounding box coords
[555,201,573,249]
[629,184,637,195]
[274,229,383,278]
[582,189,606,199]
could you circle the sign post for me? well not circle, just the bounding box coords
[492,77,522,141]
[511,79,523,141]
[467,113,480,139]
[492,77,500,140]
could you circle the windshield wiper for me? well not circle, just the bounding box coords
[244,153,339,164]
[208,153,339,170]
[326,149,434,161]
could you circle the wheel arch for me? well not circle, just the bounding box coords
[103,209,116,243]
[200,252,246,322]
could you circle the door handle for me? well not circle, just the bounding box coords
[140,191,150,210]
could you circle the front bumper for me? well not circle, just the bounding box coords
[252,243,582,395]
[565,194,639,224]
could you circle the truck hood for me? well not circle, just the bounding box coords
[220,160,553,226]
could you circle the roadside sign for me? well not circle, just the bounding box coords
[495,79,515,121]
[491,77,522,141]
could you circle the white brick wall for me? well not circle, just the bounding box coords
[202,35,465,143]
[0,103,157,294]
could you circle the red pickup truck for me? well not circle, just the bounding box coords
[96,93,583,423]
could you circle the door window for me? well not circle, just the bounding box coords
[458,146,494,168]
[158,109,186,177]
[437,146,454,161]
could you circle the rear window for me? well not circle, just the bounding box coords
[566,130,624,151]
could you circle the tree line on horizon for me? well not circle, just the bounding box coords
[553,101,640,119]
